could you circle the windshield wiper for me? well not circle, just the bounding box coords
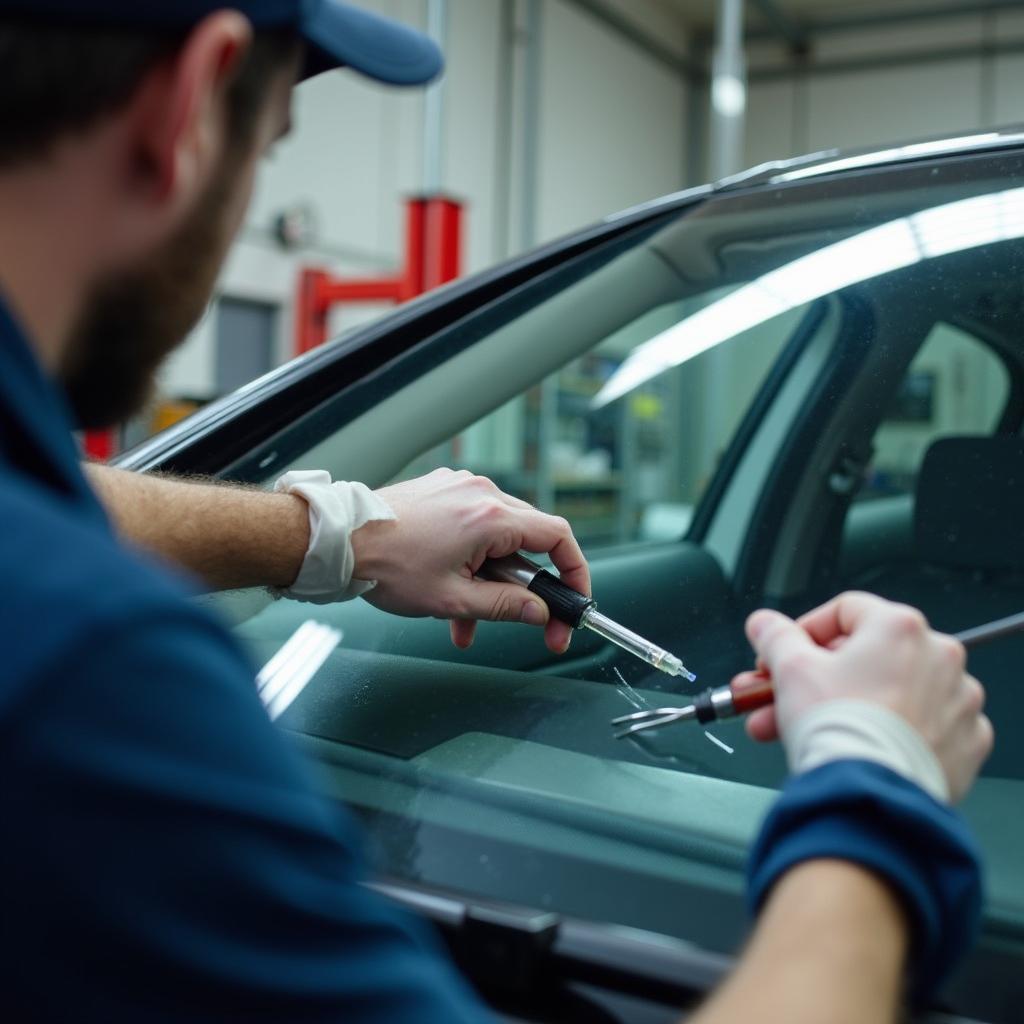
[369,877,730,1013]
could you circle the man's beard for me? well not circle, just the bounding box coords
[60,157,240,430]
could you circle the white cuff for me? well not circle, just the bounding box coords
[785,699,949,804]
[273,470,396,604]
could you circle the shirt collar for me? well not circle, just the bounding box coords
[0,294,110,526]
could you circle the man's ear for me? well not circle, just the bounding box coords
[130,11,253,209]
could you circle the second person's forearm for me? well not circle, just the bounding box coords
[689,859,907,1024]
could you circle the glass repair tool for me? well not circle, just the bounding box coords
[478,553,696,681]
[612,674,771,737]
[612,607,1024,739]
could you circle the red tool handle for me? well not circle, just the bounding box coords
[729,671,775,715]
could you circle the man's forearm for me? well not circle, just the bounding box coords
[86,464,310,592]
[690,860,908,1024]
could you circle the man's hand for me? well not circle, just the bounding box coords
[739,592,993,801]
[351,468,590,654]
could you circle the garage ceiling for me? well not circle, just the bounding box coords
[658,0,1003,35]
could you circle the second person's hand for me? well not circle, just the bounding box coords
[351,468,591,654]
[737,591,993,802]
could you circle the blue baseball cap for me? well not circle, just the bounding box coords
[0,0,443,86]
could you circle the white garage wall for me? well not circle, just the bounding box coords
[804,59,982,154]
[536,0,689,243]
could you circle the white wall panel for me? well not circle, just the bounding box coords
[745,79,797,169]
[159,314,215,398]
[805,60,982,154]
[536,0,688,242]
[993,56,1024,127]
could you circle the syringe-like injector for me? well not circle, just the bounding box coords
[477,553,696,681]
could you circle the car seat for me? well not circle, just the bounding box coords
[854,435,1024,778]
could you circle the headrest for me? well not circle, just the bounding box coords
[916,436,1024,571]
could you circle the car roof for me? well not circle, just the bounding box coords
[606,124,1024,225]
[720,124,1024,190]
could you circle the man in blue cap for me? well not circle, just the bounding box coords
[0,2,991,1021]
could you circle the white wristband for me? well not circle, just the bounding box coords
[273,470,396,604]
[785,699,949,804]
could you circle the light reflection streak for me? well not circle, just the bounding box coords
[593,185,1024,409]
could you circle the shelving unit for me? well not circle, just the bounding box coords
[511,355,677,548]
[399,355,682,551]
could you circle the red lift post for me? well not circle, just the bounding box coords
[295,195,463,355]
[83,430,117,462]
[84,195,463,462]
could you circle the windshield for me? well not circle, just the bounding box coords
[219,151,1024,975]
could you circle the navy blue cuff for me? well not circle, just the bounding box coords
[746,760,982,1005]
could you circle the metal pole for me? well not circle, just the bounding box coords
[520,0,542,252]
[493,0,516,262]
[704,0,746,496]
[516,0,556,514]
[422,0,448,194]
[709,0,746,181]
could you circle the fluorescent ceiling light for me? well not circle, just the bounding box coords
[712,74,746,118]
[593,185,1024,409]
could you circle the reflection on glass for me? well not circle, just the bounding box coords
[595,186,1024,407]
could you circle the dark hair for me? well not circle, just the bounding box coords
[0,21,300,168]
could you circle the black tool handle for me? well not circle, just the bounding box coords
[478,554,595,629]
[526,568,595,629]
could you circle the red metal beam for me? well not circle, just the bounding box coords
[320,278,405,304]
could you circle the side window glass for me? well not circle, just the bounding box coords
[397,299,807,551]
[841,322,1013,593]
[860,322,1010,502]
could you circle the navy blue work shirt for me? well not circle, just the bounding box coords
[0,297,489,1022]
